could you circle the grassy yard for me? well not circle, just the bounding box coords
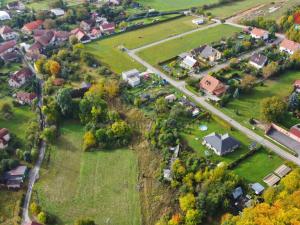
[233,149,283,185]
[137,24,241,66]
[34,122,141,225]
[136,0,218,11]
[85,16,205,73]
[209,0,277,19]
[0,97,35,143]
[26,0,84,10]
[0,190,25,225]
[221,70,300,130]
[181,117,253,164]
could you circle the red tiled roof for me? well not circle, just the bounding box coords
[0,25,13,34]
[28,41,42,52]
[52,78,64,86]
[251,28,268,37]
[199,75,227,96]
[22,20,43,31]
[280,39,300,52]
[16,92,37,101]
[0,40,16,54]
[101,22,115,30]
[34,30,54,46]
[91,28,101,35]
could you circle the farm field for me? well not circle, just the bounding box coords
[209,0,277,19]
[233,149,283,185]
[181,116,253,164]
[85,16,204,73]
[220,70,300,130]
[137,24,241,66]
[136,0,218,11]
[34,122,141,225]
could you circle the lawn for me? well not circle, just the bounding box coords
[209,0,278,19]
[0,190,25,225]
[181,116,253,164]
[220,70,300,130]
[136,0,218,11]
[85,16,204,73]
[34,122,141,225]
[0,97,35,143]
[137,24,241,66]
[233,149,283,185]
[26,0,84,10]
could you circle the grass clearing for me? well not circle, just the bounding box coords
[209,0,277,19]
[220,70,300,130]
[34,122,141,225]
[26,0,84,10]
[233,149,283,185]
[85,16,205,73]
[136,0,218,11]
[137,24,241,66]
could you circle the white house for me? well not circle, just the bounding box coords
[250,28,269,40]
[279,39,300,55]
[180,55,197,70]
[50,8,65,17]
[192,17,204,25]
[165,94,176,103]
[122,69,140,81]
[8,68,33,88]
[0,11,11,21]
[0,128,10,149]
[127,76,140,87]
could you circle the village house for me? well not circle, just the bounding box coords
[1,51,20,63]
[15,92,37,105]
[180,55,198,70]
[6,1,25,10]
[192,17,204,25]
[21,20,44,34]
[54,30,70,43]
[100,22,115,34]
[203,132,241,156]
[71,28,90,43]
[0,128,10,149]
[250,28,269,40]
[199,75,227,96]
[279,39,300,55]
[192,45,221,62]
[0,11,11,21]
[50,8,65,17]
[249,53,268,69]
[8,67,33,88]
[33,30,55,50]
[0,40,17,57]
[80,20,95,32]
[250,183,265,195]
[90,28,102,39]
[4,165,28,189]
[0,25,18,40]
[165,94,177,103]
[122,69,141,87]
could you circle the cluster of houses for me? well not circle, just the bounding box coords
[70,13,115,43]
[178,44,222,72]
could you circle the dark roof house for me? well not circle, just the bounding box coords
[249,53,268,69]
[203,132,241,156]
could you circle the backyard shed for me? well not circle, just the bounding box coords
[274,164,291,178]
[263,173,280,187]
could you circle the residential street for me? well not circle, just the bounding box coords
[127,35,300,166]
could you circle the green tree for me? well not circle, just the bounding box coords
[179,193,195,212]
[56,88,73,116]
[262,61,279,79]
[37,211,47,224]
[40,125,57,144]
[155,97,168,113]
[30,202,41,216]
[74,218,96,225]
[260,96,287,122]
[83,131,96,151]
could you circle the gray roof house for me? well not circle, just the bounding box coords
[232,186,243,200]
[251,182,265,195]
[249,53,268,69]
[192,45,221,62]
[203,132,241,156]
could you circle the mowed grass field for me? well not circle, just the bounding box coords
[138,24,241,65]
[209,0,278,19]
[136,0,218,11]
[34,122,141,225]
[233,150,283,185]
[85,16,204,73]
[26,0,84,10]
[221,70,300,129]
